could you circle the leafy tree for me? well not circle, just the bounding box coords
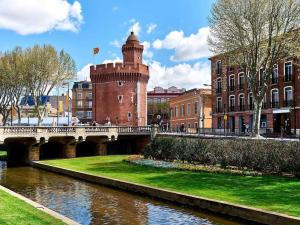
[208,0,300,137]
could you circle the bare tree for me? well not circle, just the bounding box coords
[25,45,76,125]
[208,0,300,137]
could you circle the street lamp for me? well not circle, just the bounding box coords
[62,82,70,126]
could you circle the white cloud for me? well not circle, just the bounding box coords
[0,0,83,35]
[147,24,157,34]
[152,27,211,62]
[141,41,153,59]
[148,60,211,90]
[109,40,122,48]
[128,20,141,36]
[112,6,119,12]
[102,57,122,64]
[77,64,92,81]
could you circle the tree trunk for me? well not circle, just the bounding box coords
[2,111,9,126]
[253,99,263,138]
[16,105,21,125]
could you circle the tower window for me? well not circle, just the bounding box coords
[117,81,124,87]
[128,112,132,120]
[117,95,123,103]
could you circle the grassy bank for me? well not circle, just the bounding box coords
[0,151,6,157]
[0,188,65,225]
[43,155,300,218]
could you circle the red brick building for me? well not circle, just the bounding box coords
[210,56,300,136]
[147,86,185,129]
[169,89,212,132]
[90,32,149,126]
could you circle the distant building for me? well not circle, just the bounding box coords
[147,86,185,129]
[72,81,93,123]
[169,88,212,132]
[90,32,149,126]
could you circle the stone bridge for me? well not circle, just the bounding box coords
[0,126,156,166]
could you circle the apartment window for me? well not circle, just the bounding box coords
[170,108,173,118]
[248,93,254,110]
[117,95,123,103]
[194,102,198,114]
[88,101,92,108]
[229,95,235,112]
[284,61,293,81]
[76,111,83,118]
[238,94,245,111]
[180,104,185,117]
[88,92,92,100]
[77,101,82,108]
[284,86,293,107]
[87,111,92,119]
[216,78,222,94]
[89,84,92,89]
[78,84,82,89]
[238,73,244,90]
[216,60,222,75]
[272,64,278,84]
[271,89,279,108]
[195,122,198,129]
[259,68,265,86]
[216,97,222,113]
[187,104,191,116]
[229,74,235,91]
[77,93,82,99]
[187,123,191,128]
[217,117,222,129]
[175,106,178,117]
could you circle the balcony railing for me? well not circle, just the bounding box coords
[271,101,279,108]
[238,104,245,111]
[229,85,235,92]
[284,100,293,107]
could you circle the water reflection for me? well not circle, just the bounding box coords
[0,161,248,225]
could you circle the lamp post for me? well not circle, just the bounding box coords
[62,82,70,126]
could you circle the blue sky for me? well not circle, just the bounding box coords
[0,0,215,90]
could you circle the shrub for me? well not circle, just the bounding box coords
[143,136,300,176]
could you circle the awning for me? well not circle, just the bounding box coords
[273,108,290,114]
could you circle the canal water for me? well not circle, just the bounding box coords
[0,161,251,225]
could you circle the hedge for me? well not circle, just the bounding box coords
[143,136,300,176]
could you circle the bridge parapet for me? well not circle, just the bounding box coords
[0,126,152,143]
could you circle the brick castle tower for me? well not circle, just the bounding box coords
[90,32,149,126]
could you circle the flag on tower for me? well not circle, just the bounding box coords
[93,47,100,55]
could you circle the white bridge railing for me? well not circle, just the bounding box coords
[0,126,152,143]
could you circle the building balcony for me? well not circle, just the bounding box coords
[238,104,245,111]
[271,101,279,108]
[284,100,293,107]
[229,85,235,92]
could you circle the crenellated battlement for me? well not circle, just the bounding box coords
[90,62,149,76]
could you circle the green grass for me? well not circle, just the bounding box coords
[0,189,65,225]
[43,155,300,218]
[0,151,6,157]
